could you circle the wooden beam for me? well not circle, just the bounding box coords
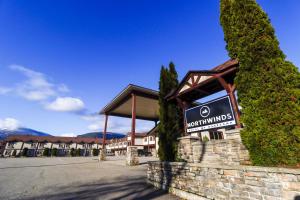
[194,75,201,85]
[191,75,195,85]
[214,75,230,93]
[182,101,188,136]
[194,88,210,95]
[108,112,158,121]
[131,93,136,146]
[228,91,241,128]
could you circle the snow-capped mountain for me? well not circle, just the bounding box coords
[0,128,52,140]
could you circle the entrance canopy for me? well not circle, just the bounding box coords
[100,84,159,121]
[99,84,159,147]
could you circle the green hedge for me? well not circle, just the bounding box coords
[43,148,50,157]
[70,148,76,157]
[76,148,81,156]
[51,148,58,157]
[92,148,99,156]
[220,0,300,166]
[22,148,28,157]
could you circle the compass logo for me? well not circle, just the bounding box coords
[200,106,210,118]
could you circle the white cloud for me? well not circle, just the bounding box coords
[0,118,21,131]
[3,65,84,114]
[8,65,70,101]
[10,65,57,101]
[57,84,70,93]
[46,97,85,112]
[88,123,102,132]
[81,113,101,121]
[60,133,77,137]
[0,86,12,94]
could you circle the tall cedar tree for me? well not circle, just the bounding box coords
[158,62,181,161]
[220,0,300,166]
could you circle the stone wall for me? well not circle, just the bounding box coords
[178,129,251,165]
[192,139,250,166]
[178,136,200,162]
[147,161,300,200]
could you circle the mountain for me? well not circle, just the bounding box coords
[0,128,52,140]
[77,132,126,140]
[0,128,125,141]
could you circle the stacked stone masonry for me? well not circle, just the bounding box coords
[192,139,251,166]
[147,162,300,200]
[126,146,139,166]
[178,129,251,165]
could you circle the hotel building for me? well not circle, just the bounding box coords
[2,135,102,157]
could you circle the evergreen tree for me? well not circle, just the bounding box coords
[158,62,181,161]
[220,0,300,166]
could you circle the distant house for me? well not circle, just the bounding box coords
[2,135,102,157]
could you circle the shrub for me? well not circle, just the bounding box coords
[76,148,81,156]
[12,150,17,157]
[22,148,28,157]
[70,148,76,157]
[202,136,209,143]
[43,148,50,157]
[51,148,58,157]
[220,0,300,166]
[158,62,182,161]
[92,148,99,156]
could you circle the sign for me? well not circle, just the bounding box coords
[185,96,236,133]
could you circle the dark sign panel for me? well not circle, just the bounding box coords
[185,96,236,133]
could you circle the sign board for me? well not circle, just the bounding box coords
[185,96,236,133]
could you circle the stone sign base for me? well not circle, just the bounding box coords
[178,135,200,162]
[99,149,105,161]
[178,129,251,165]
[126,146,139,166]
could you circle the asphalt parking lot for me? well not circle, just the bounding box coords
[0,156,178,200]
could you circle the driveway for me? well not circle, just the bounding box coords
[0,156,178,200]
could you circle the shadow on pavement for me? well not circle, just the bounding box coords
[22,176,176,200]
[0,161,97,170]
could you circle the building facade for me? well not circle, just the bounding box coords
[106,129,157,156]
[2,135,102,157]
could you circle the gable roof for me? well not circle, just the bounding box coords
[100,84,159,121]
[167,59,238,102]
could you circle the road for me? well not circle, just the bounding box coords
[0,156,178,200]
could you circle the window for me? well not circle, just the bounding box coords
[31,143,37,147]
[144,138,147,142]
[150,136,153,141]
[8,142,15,148]
[209,131,224,140]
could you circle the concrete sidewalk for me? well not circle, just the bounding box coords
[0,156,178,200]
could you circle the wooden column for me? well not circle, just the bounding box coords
[131,93,136,146]
[102,114,109,152]
[215,75,241,127]
[182,101,188,136]
[228,85,241,128]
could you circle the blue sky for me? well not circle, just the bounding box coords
[0,0,299,136]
